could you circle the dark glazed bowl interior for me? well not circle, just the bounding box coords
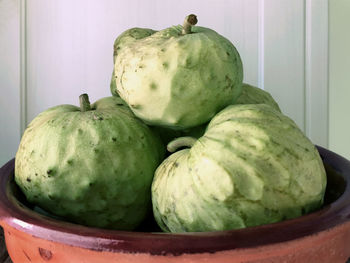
[0,145,350,255]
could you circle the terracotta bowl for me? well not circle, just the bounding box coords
[1,146,350,263]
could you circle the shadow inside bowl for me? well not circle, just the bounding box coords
[323,162,346,206]
[6,152,348,233]
[1,146,350,256]
[7,172,163,232]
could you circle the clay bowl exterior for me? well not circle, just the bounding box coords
[0,146,350,263]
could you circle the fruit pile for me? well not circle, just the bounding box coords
[15,15,326,233]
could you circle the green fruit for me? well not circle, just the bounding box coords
[110,68,118,96]
[113,14,243,129]
[15,94,164,230]
[111,28,156,96]
[235,83,281,112]
[152,83,282,145]
[152,104,326,232]
[113,27,157,63]
[151,122,208,146]
[152,83,281,145]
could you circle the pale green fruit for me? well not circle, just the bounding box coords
[151,122,208,147]
[113,27,157,63]
[113,15,243,130]
[152,104,326,232]
[110,68,117,96]
[15,95,164,230]
[152,83,281,145]
[235,83,281,112]
[111,28,156,96]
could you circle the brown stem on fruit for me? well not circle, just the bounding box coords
[167,137,197,153]
[182,14,198,34]
[79,94,91,112]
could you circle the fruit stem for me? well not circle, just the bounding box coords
[167,137,197,152]
[79,94,91,112]
[182,14,198,34]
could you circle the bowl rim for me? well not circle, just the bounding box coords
[0,146,350,255]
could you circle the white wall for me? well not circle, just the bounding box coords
[329,0,350,160]
[0,0,21,165]
[0,0,328,166]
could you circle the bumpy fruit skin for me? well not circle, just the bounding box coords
[111,28,156,96]
[152,104,326,232]
[110,68,118,96]
[15,96,164,230]
[235,83,281,112]
[113,25,243,129]
[152,83,281,145]
[152,83,282,145]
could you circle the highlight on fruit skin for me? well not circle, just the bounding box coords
[13,12,324,236]
[15,94,164,230]
[111,14,244,130]
[152,104,326,233]
[150,83,281,146]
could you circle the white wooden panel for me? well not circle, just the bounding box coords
[0,0,21,166]
[152,0,260,85]
[0,0,329,164]
[305,0,328,147]
[329,0,350,159]
[25,0,259,122]
[263,0,306,131]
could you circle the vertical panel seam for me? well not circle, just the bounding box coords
[304,0,329,147]
[20,0,27,137]
[304,0,310,136]
[258,0,264,90]
[326,0,330,148]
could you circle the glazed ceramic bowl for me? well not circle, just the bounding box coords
[0,146,350,263]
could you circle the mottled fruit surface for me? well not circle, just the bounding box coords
[15,96,164,230]
[112,17,243,129]
[152,104,326,232]
[152,83,281,145]
[110,28,156,96]
[235,83,281,112]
